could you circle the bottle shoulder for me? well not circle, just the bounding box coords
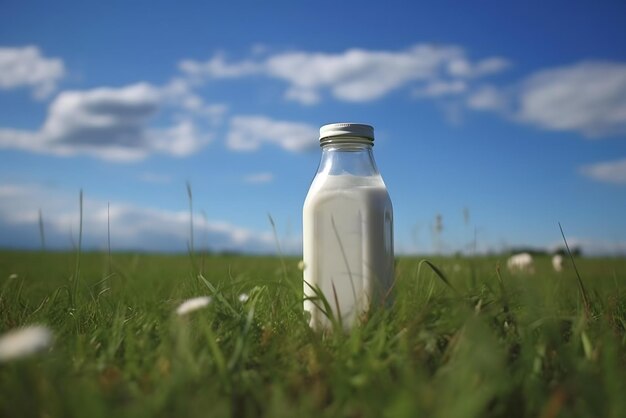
[308,172,388,190]
[304,173,391,207]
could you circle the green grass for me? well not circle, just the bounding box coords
[1,250,625,417]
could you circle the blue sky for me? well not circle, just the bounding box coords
[1,0,625,255]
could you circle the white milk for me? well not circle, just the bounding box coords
[303,172,394,330]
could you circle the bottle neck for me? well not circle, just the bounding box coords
[317,142,380,176]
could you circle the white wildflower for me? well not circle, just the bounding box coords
[176,296,212,316]
[238,293,249,303]
[297,260,305,271]
[0,325,53,362]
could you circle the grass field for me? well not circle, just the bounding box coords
[1,250,625,417]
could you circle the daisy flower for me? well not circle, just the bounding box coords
[176,296,212,316]
[0,325,53,362]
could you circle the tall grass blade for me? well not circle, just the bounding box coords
[303,280,340,331]
[331,281,343,331]
[186,181,194,255]
[186,182,200,292]
[200,210,209,274]
[268,213,289,284]
[199,320,227,381]
[107,202,112,275]
[228,304,256,371]
[71,189,83,308]
[419,259,459,295]
[38,209,45,251]
[495,263,516,331]
[197,273,239,317]
[558,222,591,320]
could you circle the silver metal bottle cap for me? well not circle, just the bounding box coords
[319,123,374,141]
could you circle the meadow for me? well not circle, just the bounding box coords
[0,250,625,417]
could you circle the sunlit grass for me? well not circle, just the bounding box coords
[0,250,625,417]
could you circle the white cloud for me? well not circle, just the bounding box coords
[180,44,509,104]
[467,61,626,137]
[150,119,210,157]
[179,54,261,79]
[243,172,274,184]
[284,87,320,105]
[414,80,467,97]
[161,77,228,124]
[0,183,279,252]
[580,158,626,184]
[227,115,318,152]
[466,85,508,111]
[517,62,626,136]
[0,83,213,161]
[250,43,270,56]
[448,57,509,78]
[0,46,65,99]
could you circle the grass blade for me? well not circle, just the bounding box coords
[419,259,459,295]
[186,181,194,255]
[71,189,83,309]
[268,213,289,284]
[558,222,591,320]
[38,209,45,251]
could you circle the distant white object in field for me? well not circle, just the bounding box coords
[176,296,212,316]
[238,293,249,303]
[507,252,535,273]
[0,325,53,362]
[552,254,564,272]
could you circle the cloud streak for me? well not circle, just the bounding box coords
[227,115,318,152]
[0,183,281,252]
[180,44,509,104]
[0,46,65,99]
[580,158,626,184]
[243,172,274,184]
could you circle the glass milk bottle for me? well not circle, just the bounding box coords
[303,123,394,330]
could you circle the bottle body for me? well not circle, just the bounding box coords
[303,126,393,330]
